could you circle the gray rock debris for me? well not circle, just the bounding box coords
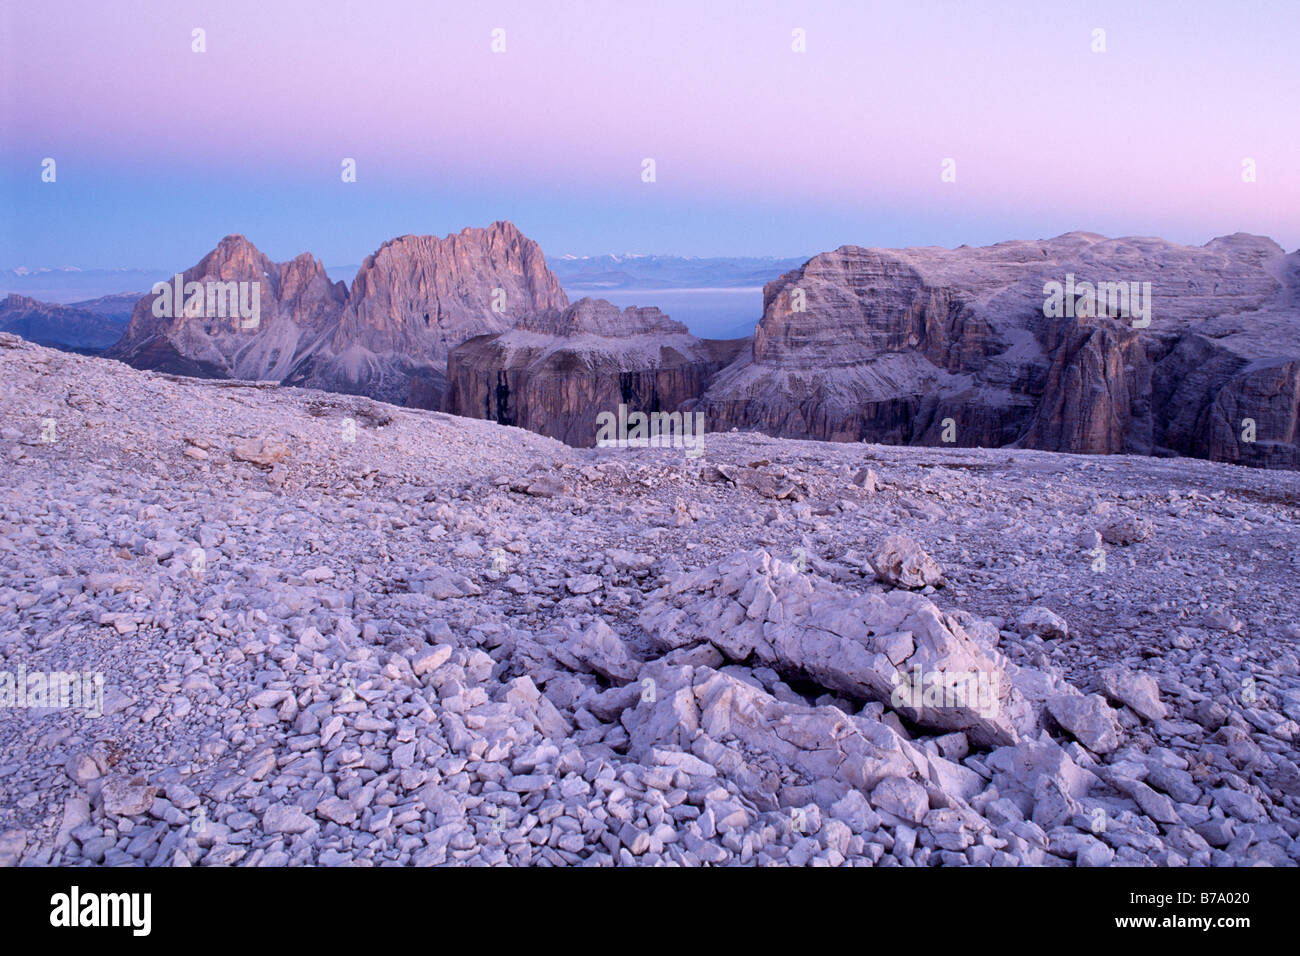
[0,334,1296,868]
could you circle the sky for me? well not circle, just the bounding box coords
[2,0,1297,269]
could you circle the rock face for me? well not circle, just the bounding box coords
[444,297,745,446]
[108,235,348,381]
[698,232,1300,469]
[108,222,568,408]
[293,222,569,407]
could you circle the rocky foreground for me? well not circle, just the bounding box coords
[1,333,1298,867]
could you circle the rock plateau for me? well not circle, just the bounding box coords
[2,332,1298,867]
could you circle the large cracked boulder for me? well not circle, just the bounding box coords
[622,661,924,810]
[1045,693,1121,754]
[620,659,994,824]
[638,550,1027,746]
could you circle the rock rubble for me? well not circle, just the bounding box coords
[1,333,1297,867]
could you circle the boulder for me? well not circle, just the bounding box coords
[100,775,158,817]
[638,550,1022,745]
[1097,666,1167,721]
[1101,516,1154,546]
[1018,606,1069,640]
[868,535,944,589]
[232,439,291,467]
[1045,693,1120,753]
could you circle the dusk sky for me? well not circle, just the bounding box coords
[2,0,1297,269]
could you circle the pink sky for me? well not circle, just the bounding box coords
[3,0,1297,265]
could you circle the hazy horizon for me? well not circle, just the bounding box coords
[5,224,1296,277]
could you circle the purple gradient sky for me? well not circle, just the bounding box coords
[2,0,1297,268]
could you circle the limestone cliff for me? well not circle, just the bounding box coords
[698,232,1300,468]
[294,222,569,406]
[445,298,745,446]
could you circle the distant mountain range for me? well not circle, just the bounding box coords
[7,255,805,298]
[547,254,810,291]
[1,267,167,303]
[0,292,138,352]
[325,254,808,294]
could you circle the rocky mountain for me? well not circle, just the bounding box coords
[3,330,1298,867]
[107,235,347,381]
[698,233,1300,470]
[444,297,746,446]
[1,267,168,303]
[0,293,131,351]
[108,222,569,407]
[293,222,569,407]
[100,226,1300,470]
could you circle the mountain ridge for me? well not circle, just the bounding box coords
[20,222,1300,470]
